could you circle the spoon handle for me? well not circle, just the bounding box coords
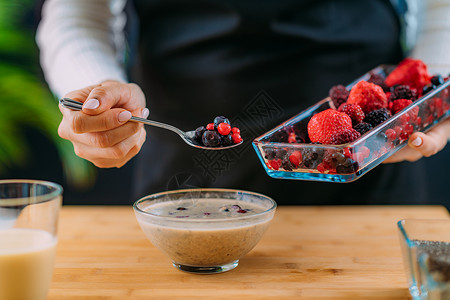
[129,116,185,136]
[59,98,186,137]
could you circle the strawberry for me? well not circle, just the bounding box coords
[347,80,388,114]
[385,58,431,95]
[307,109,352,144]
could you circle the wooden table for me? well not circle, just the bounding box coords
[48,205,449,300]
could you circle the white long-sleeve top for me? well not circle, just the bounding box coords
[37,0,450,98]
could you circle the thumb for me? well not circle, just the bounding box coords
[408,117,450,157]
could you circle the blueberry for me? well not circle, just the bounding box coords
[194,126,206,142]
[221,134,233,146]
[213,116,230,129]
[430,75,444,87]
[422,84,435,95]
[202,130,221,147]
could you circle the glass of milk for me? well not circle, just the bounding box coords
[0,179,62,300]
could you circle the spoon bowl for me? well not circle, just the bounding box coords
[60,98,243,150]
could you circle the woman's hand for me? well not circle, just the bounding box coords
[58,80,149,168]
[383,117,450,163]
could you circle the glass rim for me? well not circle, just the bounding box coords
[133,188,277,223]
[397,218,450,248]
[0,179,63,206]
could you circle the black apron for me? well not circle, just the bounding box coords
[127,0,430,205]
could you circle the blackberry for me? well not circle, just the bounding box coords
[264,148,276,160]
[281,157,294,171]
[213,116,230,129]
[329,85,349,109]
[367,73,389,92]
[221,134,233,146]
[389,85,418,101]
[323,150,346,169]
[430,75,444,87]
[202,130,221,147]
[301,147,323,169]
[353,122,373,135]
[194,126,206,142]
[275,148,288,159]
[364,108,391,128]
[336,158,359,174]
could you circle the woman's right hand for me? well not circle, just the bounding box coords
[58,80,149,168]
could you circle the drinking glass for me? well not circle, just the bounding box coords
[0,179,62,300]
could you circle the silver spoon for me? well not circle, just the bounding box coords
[59,98,243,150]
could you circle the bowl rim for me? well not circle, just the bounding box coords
[133,188,277,223]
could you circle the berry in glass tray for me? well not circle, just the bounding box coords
[253,58,450,182]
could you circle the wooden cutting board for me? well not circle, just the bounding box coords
[48,205,449,299]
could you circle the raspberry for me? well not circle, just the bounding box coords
[347,80,388,114]
[268,159,281,170]
[359,146,370,159]
[338,103,365,126]
[329,128,361,145]
[385,58,431,95]
[206,123,214,130]
[367,72,389,92]
[385,128,397,141]
[307,109,353,144]
[404,123,414,135]
[231,127,240,134]
[329,85,350,109]
[353,122,373,136]
[217,122,231,135]
[364,108,391,127]
[391,99,413,114]
[288,132,296,143]
[231,133,243,144]
[389,85,417,101]
[289,151,302,167]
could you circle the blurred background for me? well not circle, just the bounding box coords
[0,0,135,205]
[0,0,448,208]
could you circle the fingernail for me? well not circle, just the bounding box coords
[412,136,422,147]
[118,111,132,123]
[142,108,149,119]
[84,99,99,110]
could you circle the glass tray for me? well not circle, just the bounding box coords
[252,65,450,183]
